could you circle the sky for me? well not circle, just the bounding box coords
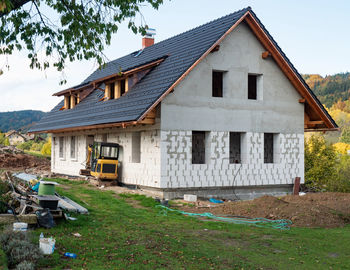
[0,0,349,112]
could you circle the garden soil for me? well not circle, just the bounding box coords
[176,193,350,228]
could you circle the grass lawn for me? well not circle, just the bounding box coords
[33,178,350,269]
[24,150,50,160]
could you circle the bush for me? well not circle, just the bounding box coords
[0,230,42,269]
[16,261,34,270]
[41,137,51,156]
[0,248,7,270]
[17,141,33,151]
[305,134,337,191]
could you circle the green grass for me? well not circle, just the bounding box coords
[24,150,50,160]
[32,178,350,269]
[0,247,7,270]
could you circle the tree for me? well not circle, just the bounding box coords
[305,134,337,191]
[0,0,163,81]
[340,126,350,144]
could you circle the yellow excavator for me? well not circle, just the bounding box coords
[80,142,120,182]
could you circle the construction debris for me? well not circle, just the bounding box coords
[0,171,88,227]
[184,194,197,202]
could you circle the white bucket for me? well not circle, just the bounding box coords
[39,238,55,255]
[13,222,28,232]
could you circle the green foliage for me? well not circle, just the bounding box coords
[340,126,350,144]
[16,140,33,151]
[0,0,164,78]
[305,134,337,191]
[0,230,42,269]
[0,247,7,270]
[332,155,350,192]
[40,137,51,156]
[0,110,45,133]
[303,72,350,108]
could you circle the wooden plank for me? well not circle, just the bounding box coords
[299,98,306,103]
[0,214,37,225]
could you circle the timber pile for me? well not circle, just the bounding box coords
[0,145,50,174]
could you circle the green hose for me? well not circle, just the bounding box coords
[156,205,292,230]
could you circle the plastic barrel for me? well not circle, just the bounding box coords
[38,183,55,195]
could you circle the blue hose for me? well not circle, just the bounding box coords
[156,205,292,230]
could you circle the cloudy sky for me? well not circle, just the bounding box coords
[0,0,349,112]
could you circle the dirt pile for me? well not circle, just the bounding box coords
[0,145,50,174]
[177,193,350,228]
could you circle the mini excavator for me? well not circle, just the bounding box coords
[80,142,120,184]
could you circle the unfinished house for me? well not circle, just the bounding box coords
[30,7,338,199]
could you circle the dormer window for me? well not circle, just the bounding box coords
[105,78,129,101]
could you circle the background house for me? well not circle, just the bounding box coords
[30,8,337,199]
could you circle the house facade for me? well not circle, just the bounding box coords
[5,131,27,145]
[30,8,337,199]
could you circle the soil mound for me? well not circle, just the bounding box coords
[0,145,50,174]
[178,193,350,228]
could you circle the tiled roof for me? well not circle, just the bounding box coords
[29,7,249,132]
[29,7,337,132]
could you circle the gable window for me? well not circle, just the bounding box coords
[229,132,243,164]
[248,74,262,100]
[131,132,141,163]
[212,71,223,97]
[264,133,274,163]
[59,137,64,158]
[70,136,76,159]
[192,131,210,164]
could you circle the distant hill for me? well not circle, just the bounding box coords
[303,72,350,108]
[0,110,46,132]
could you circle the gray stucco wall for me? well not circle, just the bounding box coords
[160,22,304,133]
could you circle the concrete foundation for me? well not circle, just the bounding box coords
[133,184,293,200]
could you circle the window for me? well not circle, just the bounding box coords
[192,131,210,164]
[212,71,223,97]
[264,133,274,163]
[120,79,126,96]
[109,82,115,99]
[248,74,257,99]
[70,136,76,159]
[131,132,141,163]
[248,74,263,100]
[229,132,242,163]
[59,137,64,158]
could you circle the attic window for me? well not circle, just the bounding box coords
[212,71,223,97]
[248,74,263,100]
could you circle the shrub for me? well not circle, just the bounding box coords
[16,141,33,151]
[333,142,350,155]
[16,261,35,270]
[305,134,337,191]
[0,230,42,269]
[41,137,51,156]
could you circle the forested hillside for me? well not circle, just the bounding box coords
[0,110,45,132]
[303,72,350,108]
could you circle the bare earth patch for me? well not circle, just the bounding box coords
[176,193,350,228]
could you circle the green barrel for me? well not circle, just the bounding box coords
[38,182,56,195]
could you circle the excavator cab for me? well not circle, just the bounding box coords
[84,142,120,180]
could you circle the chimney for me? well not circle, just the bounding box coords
[142,28,156,48]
